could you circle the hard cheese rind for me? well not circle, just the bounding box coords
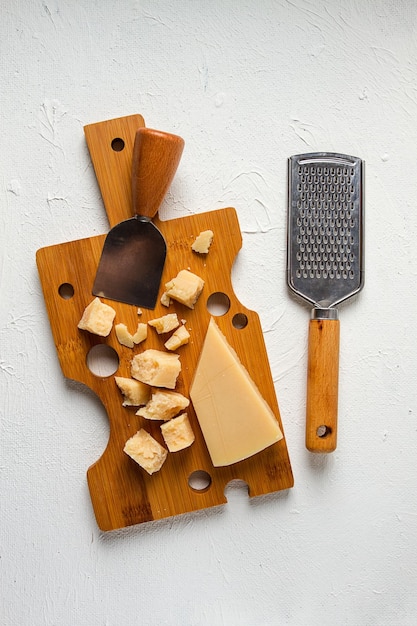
[190,318,283,467]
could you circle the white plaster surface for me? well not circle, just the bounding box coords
[1,1,416,624]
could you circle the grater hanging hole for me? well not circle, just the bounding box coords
[316,425,332,438]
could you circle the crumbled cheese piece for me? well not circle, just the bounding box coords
[115,323,134,348]
[148,313,180,334]
[160,292,171,307]
[137,308,142,315]
[192,230,214,254]
[132,322,147,344]
[115,321,147,347]
[137,390,190,421]
[164,269,204,309]
[124,429,167,475]
[164,324,190,351]
[131,349,181,389]
[115,376,151,406]
[161,413,195,452]
[77,297,116,337]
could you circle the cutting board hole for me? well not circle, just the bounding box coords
[206,292,230,316]
[58,282,74,299]
[317,425,332,438]
[111,137,125,152]
[188,470,212,492]
[86,344,119,377]
[232,313,248,329]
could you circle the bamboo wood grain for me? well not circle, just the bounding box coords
[36,115,294,531]
[306,318,340,452]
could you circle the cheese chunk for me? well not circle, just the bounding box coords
[115,323,134,348]
[132,322,147,344]
[77,297,116,337]
[165,269,204,309]
[148,313,179,334]
[115,321,147,347]
[164,324,190,351]
[137,390,190,421]
[160,292,171,307]
[131,349,181,389]
[192,229,214,254]
[161,413,195,452]
[114,376,151,407]
[124,429,167,475]
[190,318,283,467]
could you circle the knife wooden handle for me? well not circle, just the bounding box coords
[306,317,340,452]
[132,128,185,220]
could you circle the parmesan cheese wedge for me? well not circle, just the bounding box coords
[190,318,283,466]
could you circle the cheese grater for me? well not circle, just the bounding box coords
[287,152,364,452]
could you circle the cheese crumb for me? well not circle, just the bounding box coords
[77,297,116,337]
[132,322,147,344]
[192,230,214,254]
[160,292,171,307]
[115,323,134,348]
[124,429,167,474]
[115,321,147,347]
[164,324,190,351]
[148,313,180,334]
[137,390,190,421]
[165,269,204,309]
[131,349,181,389]
[115,376,151,406]
[160,413,195,452]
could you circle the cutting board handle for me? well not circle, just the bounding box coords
[132,128,185,220]
[306,315,340,452]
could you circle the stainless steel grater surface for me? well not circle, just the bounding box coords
[287,152,364,453]
[288,153,364,308]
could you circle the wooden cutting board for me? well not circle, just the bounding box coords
[36,114,294,531]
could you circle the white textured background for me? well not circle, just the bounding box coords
[1,1,416,625]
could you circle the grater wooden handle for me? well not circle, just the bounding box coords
[306,317,340,452]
